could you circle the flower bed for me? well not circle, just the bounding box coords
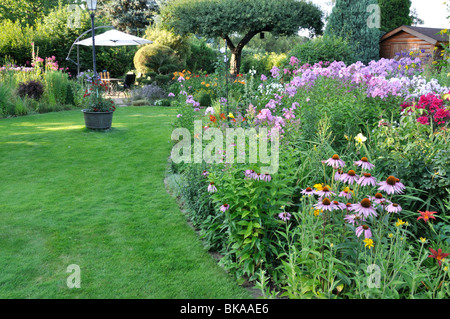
[169,50,450,298]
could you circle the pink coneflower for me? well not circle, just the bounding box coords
[386,203,402,213]
[220,204,230,212]
[340,170,359,185]
[378,176,405,195]
[260,173,272,182]
[301,187,316,196]
[278,212,292,221]
[332,200,347,210]
[357,173,377,187]
[314,197,337,212]
[315,186,336,198]
[334,169,344,181]
[338,187,353,199]
[207,182,217,193]
[202,170,209,176]
[244,169,257,179]
[345,202,354,211]
[324,154,346,169]
[351,198,378,218]
[354,157,375,170]
[356,224,372,239]
[344,213,365,225]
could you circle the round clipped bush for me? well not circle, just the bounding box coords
[133,44,182,75]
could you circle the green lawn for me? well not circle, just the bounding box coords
[0,107,252,299]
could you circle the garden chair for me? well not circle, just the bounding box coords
[100,71,112,95]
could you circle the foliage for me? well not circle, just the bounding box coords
[160,0,323,74]
[378,0,413,32]
[80,76,116,112]
[186,37,217,74]
[17,80,45,100]
[0,0,63,27]
[241,50,287,74]
[101,0,158,36]
[287,35,355,66]
[325,0,381,64]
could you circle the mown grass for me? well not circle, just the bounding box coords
[0,106,252,299]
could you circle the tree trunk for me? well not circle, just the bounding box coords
[229,48,242,76]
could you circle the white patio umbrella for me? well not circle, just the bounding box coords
[75,29,152,46]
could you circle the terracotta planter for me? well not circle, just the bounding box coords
[82,110,114,130]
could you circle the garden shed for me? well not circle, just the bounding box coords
[379,25,449,60]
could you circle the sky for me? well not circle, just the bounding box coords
[308,0,449,29]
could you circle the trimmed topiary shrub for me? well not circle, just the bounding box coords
[133,43,182,75]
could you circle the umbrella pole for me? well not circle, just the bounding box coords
[77,45,80,77]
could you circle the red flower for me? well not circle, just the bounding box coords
[417,211,437,223]
[209,115,217,123]
[220,113,226,120]
[428,248,450,266]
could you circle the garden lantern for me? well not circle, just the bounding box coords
[86,0,98,77]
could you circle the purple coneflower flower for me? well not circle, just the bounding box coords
[314,197,337,212]
[369,192,391,206]
[345,202,354,211]
[324,154,346,169]
[344,213,365,225]
[377,176,405,195]
[357,173,377,187]
[301,187,316,196]
[354,157,375,170]
[315,185,335,198]
[244,169,256,179]
[202,170,209,176]
[340,170,359,185]
[338,187,353,199]
[260,173,272,182]
[332,200,347,210]
[356,224,372,239]
[220,204,229,212]
[207,182,217,193]
[351,198,378,218]
[278,212,291,221]
[334,169,344,182]
[386,203,402,213]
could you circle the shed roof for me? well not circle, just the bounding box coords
[380,25,449,44]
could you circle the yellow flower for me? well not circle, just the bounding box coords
[420,237,427,243]
[444,266,449,272]
[363,238,374,249]
[395,219,406,227]
[186,76,190,80]
[228,112,234,119]
[313,183,323,191]
[405,65,409,70]
[388,233,394,238]
[313,209,322,216]
[206,83,210,87]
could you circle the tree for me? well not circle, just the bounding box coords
[378,0,413,32]
[0,0,67,27]
[325,0,381,64]
[101,0,158,36]
[160,0,323,75]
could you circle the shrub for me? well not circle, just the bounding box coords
[186,37,217,74]
[288,35,355,66]
[17,80,45,100]
[241,51,287,74]
[133,43,182,75]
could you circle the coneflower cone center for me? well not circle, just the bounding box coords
[375,193,383,199]
[322,198,331,205]
[361,157,368,162]
[322,186,330,192]
[361,198,371,208]
[386,176,398,186]
[306,187,312,191]
[362,225,369,230]
[348,170,356,176]
[363,173,372,177]
[332,154,340,160]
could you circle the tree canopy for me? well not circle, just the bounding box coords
[378,0,413,32]
[160,0,323,74]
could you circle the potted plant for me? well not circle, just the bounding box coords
[81,76,116,130]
